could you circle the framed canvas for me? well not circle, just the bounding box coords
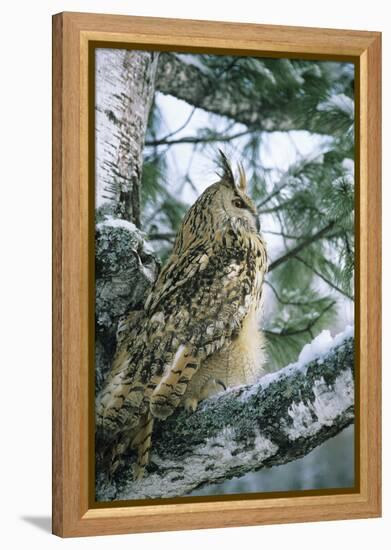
[52,12,381,538]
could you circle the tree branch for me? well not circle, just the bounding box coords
[268,221,336,272]
[256,151,331,211]
[155,53,337,135]
[294,255,354,300]
[154,106,197,143]
[257,180,295,210]
[265,280,329,307]
[145,129,251,147]
[96,335,354,501]
[263,300,335,338]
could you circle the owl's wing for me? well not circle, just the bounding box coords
[147,244,263,418]
[96,243,264,438]
[95,314,149,441]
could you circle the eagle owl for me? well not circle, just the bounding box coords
[96,152,268,479]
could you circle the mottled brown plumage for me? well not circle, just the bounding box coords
[96,152,268,478]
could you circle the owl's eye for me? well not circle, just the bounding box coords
[232,198,246,209]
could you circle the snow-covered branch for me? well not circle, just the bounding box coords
[96,329,354,501]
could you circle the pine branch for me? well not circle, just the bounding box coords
[155,53,349,135]
[257,179,293,210]
[264,300,335,338]
[257,150,332,210]
[294,255,353,300]
[145,129,251,147]
[258,198,300,215]
[265,280,327,307]
[268,221,336,272]
[96,335,354,501]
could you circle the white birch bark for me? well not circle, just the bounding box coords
[96,49,159,226]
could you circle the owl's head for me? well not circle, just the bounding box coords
[173,152,260,254]
[213,150,260,234]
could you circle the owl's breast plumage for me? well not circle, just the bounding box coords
[179,227,267,404]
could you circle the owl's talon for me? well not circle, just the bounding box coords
[184,397,198,412]
[132,463,145,481]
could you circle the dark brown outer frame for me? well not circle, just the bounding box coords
[52,11,381,538]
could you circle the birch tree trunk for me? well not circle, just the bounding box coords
[95,50,160,385]
[96,49,159,226]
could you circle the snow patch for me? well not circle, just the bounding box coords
[342,158,354,174]
[285,368,354,440]
[238,325,353,402]
[97,215,155,257]
[297,325,353,369]
[317,93,354,118]
[293,326,352,375]
[175,54,212,74]
[199,427,278,465]
[313,369,354,424]
[97,216,137,233]
[298,330,333,365]
[117,427,278,500]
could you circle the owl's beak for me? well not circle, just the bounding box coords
[256,216,261,233]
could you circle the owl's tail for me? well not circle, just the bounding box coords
[97,412,154,481]
[150,345,199,419]
[130,411,155,480]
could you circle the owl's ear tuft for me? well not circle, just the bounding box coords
[237,162,247,192]
[216,149,235,188]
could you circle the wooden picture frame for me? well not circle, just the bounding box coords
[52,11,381,538]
